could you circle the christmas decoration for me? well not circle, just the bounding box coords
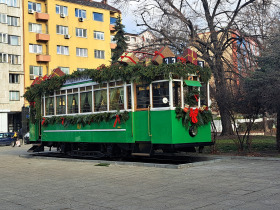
[152,46,175,65]
[113,114,121,127]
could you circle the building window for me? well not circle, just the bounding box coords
[94,50,105,59]
[28,2,41,12]
[94,31,104,40]
[30,66,43,76]
[9,91,20,101]
[28,23,42,33]
[8,54,20,64]
[93,12,103,21]
[58,67,69,74]
[56,25,68,35]
[8,35,19,45]
[56,5,68,16]
[7,16,19,26]
[0,33,8,43]
[0,13,7,24]
[7,0,17,7]
[75,8,86,18]
[0,53,8,63]
[110,35,116,43]
[57,45,69,55]
[9,74,19,83]
[76,48,88,57]
[110,17,117,25]
[76,28,87,38]
[29,44,42,54]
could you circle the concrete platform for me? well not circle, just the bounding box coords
[0,144,280,210]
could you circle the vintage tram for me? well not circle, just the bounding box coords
[25,55,213,157]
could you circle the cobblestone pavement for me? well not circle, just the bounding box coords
[0,145,280,210]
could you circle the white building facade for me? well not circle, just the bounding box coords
[0,0,24,132]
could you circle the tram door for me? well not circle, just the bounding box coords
[133,83,151,143]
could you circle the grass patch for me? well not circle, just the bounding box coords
[205,135,279,157]
[95,163,110,167]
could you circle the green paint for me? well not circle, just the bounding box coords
[184,80,202,87]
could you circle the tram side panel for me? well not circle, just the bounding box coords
[40,112,134,144]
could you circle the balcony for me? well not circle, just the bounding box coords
[110,43,117,49]
[35,12,49,21]
[110,24,115,31]
[36,33,50,42]
[36,54,51,62]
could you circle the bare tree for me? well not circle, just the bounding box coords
[112,0,278,135]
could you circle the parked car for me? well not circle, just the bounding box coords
[24,132,30,144]
[0,132,16,146]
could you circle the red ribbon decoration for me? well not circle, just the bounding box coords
[154,51,164,58]
[41,117,46,125]
[177,57,187,63]
[189,108,199,124]
[113,115,121,127]
[120,53,137,64]
[194,94,199,102]
[61,117,65,125]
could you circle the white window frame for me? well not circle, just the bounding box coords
[8,54,20,64]
[8,35,19,46]
[0,13,7,24]
[9,74,19,84]
[7,16,19,26]
[0,33,8,43]
[94,31,104,40]
[7,0,18,7]
[56,25,68,35]
[94,50,105,59]
[28,1,41,12]
[29,44,42,54]
[30,66,43,76]
[0,53,8,63]
[58,67,69,74]
[57,45,69,55]
[76,28,87,38]
[76,48,88,57]
[75,8,86,18]
[28,23,42,33]
[56,5,68,16]
[9,91,20,101]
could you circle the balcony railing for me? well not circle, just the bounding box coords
[36,33,50,41]
[35,12,49,21]
[36,54,51,62]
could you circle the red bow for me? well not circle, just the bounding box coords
[61,117,65,125]
[194,94,199,102]
[189,108,199,124]
[120,53,137,64]
[42,117,46,125]
[177,57,186,63]
[113,115,121,127]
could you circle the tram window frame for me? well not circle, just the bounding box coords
[109,83,124,111]
[45,96,55,116]
[151,81,170,108]
[126,84,132,110]
[94,83,108,112]
[80,87,93,113]
[172,80,182,108]
[183,79,201,108]
[67,89,79,114]
[56,94,66,115]
[134,83,150,110]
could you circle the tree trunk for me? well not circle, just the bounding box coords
[277,110,280,152]
[263,112,270,135]
[217,97,234,136]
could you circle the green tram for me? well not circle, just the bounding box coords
[27,63,213,157]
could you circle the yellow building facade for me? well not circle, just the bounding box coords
[23,0,120,87]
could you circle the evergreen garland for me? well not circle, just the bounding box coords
[175,107,212,130]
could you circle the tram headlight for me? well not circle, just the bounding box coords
[189,125,198,137]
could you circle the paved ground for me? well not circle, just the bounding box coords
[0,144,280,210]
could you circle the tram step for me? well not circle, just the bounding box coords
[28,144,44,153]
[131,153,150,157]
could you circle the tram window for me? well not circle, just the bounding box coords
[56,95,66,115]
[183,85,199,107]
[93,84,99,90]
[152,82,169,108]
[68,93,79,114]
[61,90,66,94]
[94,89,107,112]
[127,85,132,109]
[136,84,150,109]
[101,83,107,88]
[45,97,54,115]
[109,87,124,110]
[200,83,208,106]
[173,81,181,107]
[67,89,73,94]
[80,87,86,92]
[73,88,78,93]
[80,92,92,113]
[109,82,115,87]
[86,86,92,91]
[116,81,123,86]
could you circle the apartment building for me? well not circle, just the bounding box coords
[125,30,157,52]
[23,0,120,88]
[0,0,24,132]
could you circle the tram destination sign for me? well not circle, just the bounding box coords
[163,57,177,64]
[64,75,92,85]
